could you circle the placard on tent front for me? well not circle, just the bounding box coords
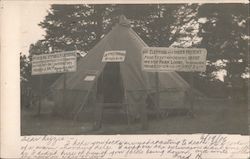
[142,47,207,72]
[102,50,126,62]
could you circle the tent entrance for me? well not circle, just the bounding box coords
[97,62,124,103]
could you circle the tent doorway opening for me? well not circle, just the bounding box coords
[97,62,124,103]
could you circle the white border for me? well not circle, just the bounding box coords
[1,1,249,158]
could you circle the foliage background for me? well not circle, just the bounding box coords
[20,4,249,107]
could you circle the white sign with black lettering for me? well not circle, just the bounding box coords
[102,50,126,62]
[32,51,77,75]
[142,47,207,72]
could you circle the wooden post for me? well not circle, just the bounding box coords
[37,75,42,116]
[155,72,162,119]
[124,90,130,126]
[141,102,148,130]
[93,100,103,130]
[188,72,195,117]
[93,73,104,130]
[155,72,160,108]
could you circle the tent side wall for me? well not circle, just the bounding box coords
[52,90,96,119]
[120,27,190,116]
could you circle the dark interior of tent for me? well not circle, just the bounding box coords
[97,62,124,103]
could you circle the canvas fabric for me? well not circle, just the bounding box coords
[51,23,190,119]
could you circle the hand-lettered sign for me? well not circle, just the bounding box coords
[32,51,77,75]
[102,50,126,62]
[142,47,207,72]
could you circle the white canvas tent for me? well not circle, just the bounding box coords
[51,16,190,120]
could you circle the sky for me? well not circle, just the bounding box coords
[19,2,52,55]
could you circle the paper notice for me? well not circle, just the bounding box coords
[142,47,207,72]
[32,51,77,75]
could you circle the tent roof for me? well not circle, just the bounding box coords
[51,18,189,91]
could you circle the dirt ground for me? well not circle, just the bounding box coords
[21,98,249,135]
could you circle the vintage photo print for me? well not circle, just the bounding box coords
[1,1,249,159]
[19,3,249,136]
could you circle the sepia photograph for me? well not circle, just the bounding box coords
[19,3,249,136]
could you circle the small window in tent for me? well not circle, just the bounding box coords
[83,70,99,81]
[84,75,96,81]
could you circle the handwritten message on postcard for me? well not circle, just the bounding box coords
[20,134,249,159]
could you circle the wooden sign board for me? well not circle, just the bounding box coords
[142,47,207,72]
[32,51,77,75]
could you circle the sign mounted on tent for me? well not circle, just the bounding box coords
[102,50,126,62]
[32,51,77,75]
[142,47,207,72]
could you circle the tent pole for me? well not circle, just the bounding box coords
[119,63,130,126]
[74,84,93,121]
[189,72,194,88]
[62,73,66,107]
[62,55,67,109]
[93,72,104,130]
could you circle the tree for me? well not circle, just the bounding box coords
[197,4,249,81]
[38,4,198,51]
[39,4,112,52]
[29,40,50,55]
[20,53,32,108]
[20,53,31,82]
[114,4,199,47]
